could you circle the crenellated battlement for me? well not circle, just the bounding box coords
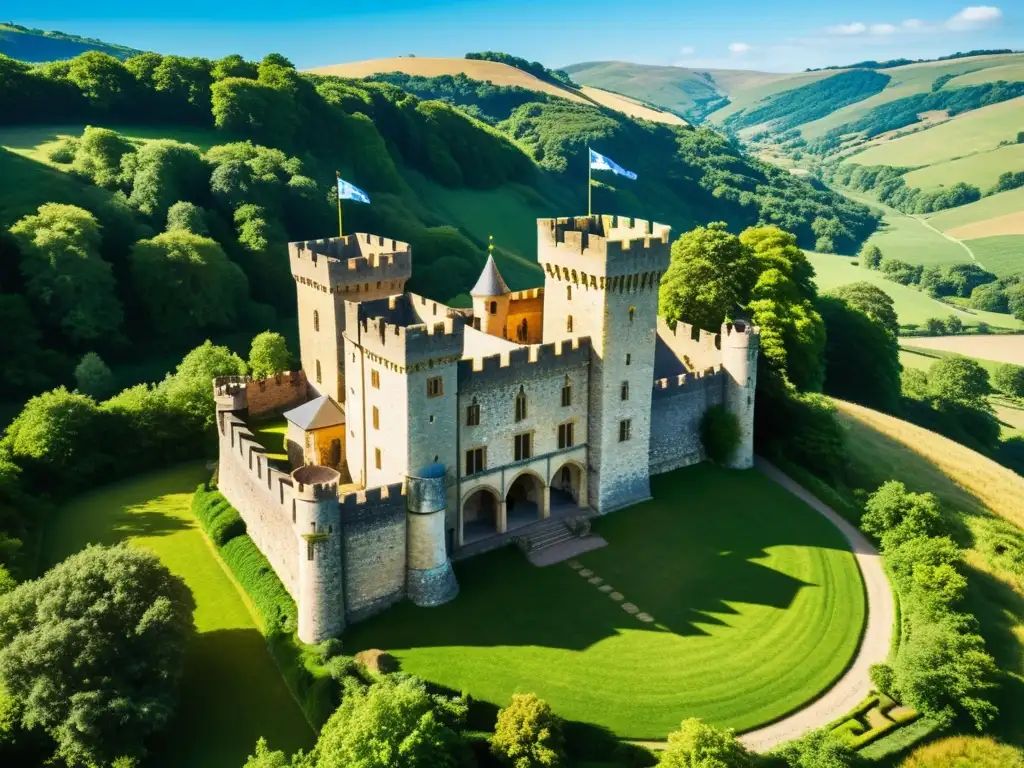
[458,337,591,389]
[537,215,671,279]
[213,371,309,419]
[722,320,760,347]
[652,365,726,399]
[292,465,341,501]
[346,293,466,367]
[339,481,407,523]
[289,233,412,293]
[508,287,544,301]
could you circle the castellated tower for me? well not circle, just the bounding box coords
[291,465,344,644]
[538,215,671,513]
[720,321,759,469]
[405,464,459,606]
[289,234,412,403]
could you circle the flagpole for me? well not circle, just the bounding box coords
[587,146,592,216]
[336,171,343,238]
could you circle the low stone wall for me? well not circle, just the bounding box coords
[340,485,408,622]
[649,369,726,474]
[248,371,309,419]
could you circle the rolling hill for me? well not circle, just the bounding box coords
[0,23,142,62]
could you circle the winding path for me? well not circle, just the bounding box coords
[916,214,982,268]
[737,459,895,752]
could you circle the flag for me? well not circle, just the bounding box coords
[589,148,637,180]
[337,177,371,204]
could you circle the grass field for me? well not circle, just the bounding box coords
[961,235,1024,278]
[903,144,1024,196]
[0,123,226,165]
[925,186,1024,232]
[347,464,866,739]
[42,464,315,768]
[577,85,686,125]
[946,62,1024,88]
[900,335,1024,366]
[251,418,289,462]
[947,210,1024,240]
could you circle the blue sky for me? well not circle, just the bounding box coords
[9,1,1020,71]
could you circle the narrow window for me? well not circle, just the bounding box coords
[621,381,630,401]
[372,406,379,430]
[567,285,572,300]
[628,306,635,324]
[465,447,485,475]
[515,386,527,422]
[329,439,341,466]
[307,541,315,561]
[561,377,571,407]
[625,353,631,366]
[315,359,322,384]
[489,300,497,315]
[371,369,380,388]
[427,376,443,397]
[466,398,480,426]
[514,432,533,461]
[619,419,632,442]
[473,317,481,331]
[313,309,320,332]
[566,315,573,333]
[375,448,382,470]
[558,422,575,449]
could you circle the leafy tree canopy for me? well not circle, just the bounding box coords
[165,200,209,235]
[658,717,752,768]
[827,282,898,336]
[927,356,991,410]
[248,331,292,379]
[490,693,566,768]
[74,351,114,399]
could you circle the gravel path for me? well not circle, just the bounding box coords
[737,459,895,752]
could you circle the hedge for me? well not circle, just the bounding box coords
[192,486,246,546]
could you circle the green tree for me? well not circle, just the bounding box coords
[1009,284,1024,321]
[129,230,248,339]
[490,693,565,768]
[0,544,195,767]
[901,368,930,400]
[212,54,258,81]
[71,126,134,188]
[211,78,299,148]
[123,140,208,220]
[165,201,209,235]
[658,718,751,768]
[859,244,882,270]
[158,341,247,428]
[65,51,135,112]
[969,283,1007,313]
[827,282,898,336]
[248,331,292,379]
[700,406,741,465]
[0,293,55,396]
[234,205,291,306]
[151,55,213,116]
[927,356,990,409]
[923,317,946,336]
[210,158,255,209]
[945,315,964,335]
[74,351,114,399]
[771,729,859,768]
[861,481,944,547]
[659,223,757,332]
[9,204,122,345]
[242,737,292,768]
[993,363,1024,397]
[311,677,465,768]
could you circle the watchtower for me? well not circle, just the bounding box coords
[292,465,344,643]
[538,215,671,512]
[289,233,412,403]
[720,321,759,469]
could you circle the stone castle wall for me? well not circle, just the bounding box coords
[340,484,408,621]
[214,373,309,420]
[655,317,722,375]
[649,368,726,474]
[506,288,544,344]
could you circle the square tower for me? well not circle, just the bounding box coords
[289,233,412,403]
[538,215,671,513]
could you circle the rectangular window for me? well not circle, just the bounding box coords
[625,353,631,366]
[619,419,632,442]
[372,406,379,430]
[427,376,443,397]
[371,369,380,389]
[558,422,575,449]
[466,401,480,426]
[621,381,630,401]
[515,391,527,422]
[375,448,382,469]
[561,383,571,407]
[514,432,533,461]
[465,447,485,476]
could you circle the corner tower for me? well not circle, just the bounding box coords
[291,465,344,643]
[470,251,512,339]
[538,215,671,513]
[721,321,759,469]
[289,233,412,403]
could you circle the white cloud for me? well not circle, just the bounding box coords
[946,5,1003,30]
[870,23,897,35]
[901,18,926,30]
[826,22,867,35]
[728,42,752,54]
[679,45,696,56]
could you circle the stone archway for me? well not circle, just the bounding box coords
[550,461,587,512]
[505,472,544,531]
[462,487,499,544]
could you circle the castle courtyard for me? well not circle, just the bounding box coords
[343,462,866,739]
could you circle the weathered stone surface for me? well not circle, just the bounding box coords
[637,612,654,622]
[622,602,639,614]
[610,592,624,601]
[407,561,459,607]
[578,568,593,577]
[598,584,613,593]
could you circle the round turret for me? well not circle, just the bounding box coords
[470,240,512,339]
[720,321,759,469]
[405,464,459,607]
[291,465,344,643]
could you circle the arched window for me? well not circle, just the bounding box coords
[313,310,320,332]
[628,306,635,324]
[515,386,527,422]
[489,300,497,315]
[566,315,573,333]
[621,381,630,401]
[567,285,572,300]
[315,360,322,384]
[466,397,480,426]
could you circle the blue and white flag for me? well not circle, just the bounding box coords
[589,148,637,180]
[337,177,371,204]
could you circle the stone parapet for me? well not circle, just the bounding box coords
[458,337,591,390]
[289,233,412,293]
[652,366,726,400]
[538,215,671,278]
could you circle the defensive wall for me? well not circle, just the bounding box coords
[649,367,727,474]
[214,372,309,420]
[289,233,413,297]
[537,215,672,280]
[655,316,723,376]
[345,293,467,371]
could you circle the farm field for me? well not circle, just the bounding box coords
[925,186,1024,232]
[577,85,686,125]
[903,144,1024,196]
[963,235,1024,278]
[347,464,866,739]
[947,210,1024,240]
[899,335,1024,366]
[842,96,1024,170]
[42,464,315,768]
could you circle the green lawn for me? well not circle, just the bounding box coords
[965,235,1024,278]
[42,464,314,768]
[0,123,227,164]
[926,187,1024,232]
[251,417,289,462]
[346,464,866,739]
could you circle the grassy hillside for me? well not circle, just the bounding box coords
[964,236,1024,278]
[0,23,142,62]
[926,187,1024,232]
[576,85,686,125]
[902,144,1024,194]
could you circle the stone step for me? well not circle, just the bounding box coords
[524,521,576,551]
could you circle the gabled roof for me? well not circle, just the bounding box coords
[283,395,345,431]
[470,255,511,297]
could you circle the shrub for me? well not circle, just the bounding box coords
[491,693,566,768]
[927,356,991,409]
[191,485,246,545]
[944,315,963,335]
[355,649,399,676]
[860,480,944,546]
[700,405,742,465]
[658,718,751,767]
[993,363,1024,397]
[249,330,293,379]
[46,137,78,163]
[898,735,1024,767]
[74,351,115,399]
[923,318,946,336]
[771,728,860,768]
[220,534,297,633]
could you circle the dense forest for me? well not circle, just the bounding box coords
[464,50,577,88]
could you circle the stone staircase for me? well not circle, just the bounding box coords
[516,515,592,554]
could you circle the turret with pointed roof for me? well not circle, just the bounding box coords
[471,236,512,338]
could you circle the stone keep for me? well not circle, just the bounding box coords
[721,321,759,469]
[292,465,344,644]
[405,464,459,606]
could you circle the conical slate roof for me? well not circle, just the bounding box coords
[470,255,511,297]
[283,395,345,431]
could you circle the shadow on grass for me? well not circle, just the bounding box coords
[348,464,848,652]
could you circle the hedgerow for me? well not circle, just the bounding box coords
[191,485,246,545]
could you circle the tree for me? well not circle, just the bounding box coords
[828,282,899,336]
[65,51,135,113]
[658,718,751,768]
[899,736,1024,768]
[659,223,757,332]
[311,676,466,768]
[71,126,134,188]
[928,356,990,409]
[151,55,213,117]
[1008,283,1024,321]
[490,693,565,768]
[700,406,741,465]
[0,544,195,767]
[945,315,963,335]
[969,283,1007,313]
[923,317,946,336]
[212,54,258,81]
[165,201,209,235]
[9,204,122,345]
[241,738,291,768]
[859,244,882,270]
[248,331,292,379]
[123,140,208,220]
[0,293,55,396]
[861,481,944,547]
[129,230,248,339]
[994,364,1024,397]
[211,78,299,148]
[902,368,929,400]
[159,341,247,428]
[210,158,255,209]
[942,264,996,298]
[74,351,114,399]
[771,729,860,768]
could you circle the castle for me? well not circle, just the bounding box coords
[214,214,760,643]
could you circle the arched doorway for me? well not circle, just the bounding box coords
[463,488,499,543]
[506,472,543,531]
[550,462,585,513]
